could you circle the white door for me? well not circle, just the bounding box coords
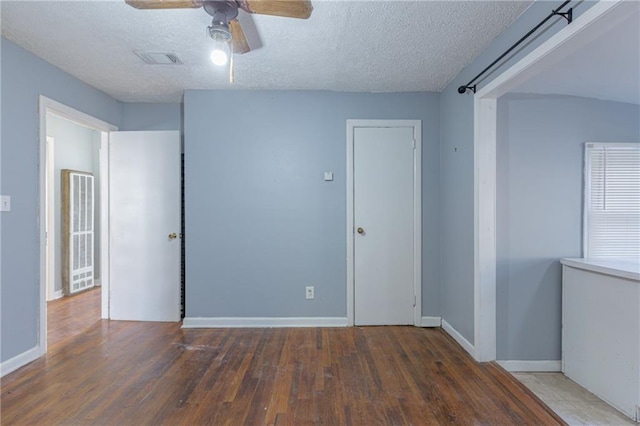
[353,125,417,325]
[109,131,181,322]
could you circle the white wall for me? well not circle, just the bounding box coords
[47,114,101,294]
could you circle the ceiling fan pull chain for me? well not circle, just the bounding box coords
[230,54,234,84]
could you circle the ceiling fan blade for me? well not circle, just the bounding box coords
[229,19,251,54]
[237,0,313,19]
[125,0,203,9]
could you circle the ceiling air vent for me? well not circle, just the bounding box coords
[134,51,183,65]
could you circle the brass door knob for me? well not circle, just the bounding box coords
[357,227,364,234]
[168,233,178,240]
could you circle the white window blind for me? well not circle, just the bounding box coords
[584,142,640,258]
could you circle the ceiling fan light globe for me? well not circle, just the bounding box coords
[210,49,228,66]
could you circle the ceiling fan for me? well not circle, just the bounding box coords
[125,0,313,64]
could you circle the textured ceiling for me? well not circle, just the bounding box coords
[1,0,533,103]
[515,2,639,105]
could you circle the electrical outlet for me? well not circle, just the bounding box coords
[305,286,314,300]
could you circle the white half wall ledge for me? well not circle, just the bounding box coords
[0,346,42,378]
[497,360,562,372]
[442,319,475,357]
[182,317,349,328]
[421,316,442,327]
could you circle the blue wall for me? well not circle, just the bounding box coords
[184,90,440,319]
[496,94,640,361]
[120,103,183,132]
[0,38,122,362]
[439,1,600,344]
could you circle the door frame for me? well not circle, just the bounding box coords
[45,136,59,301]
[346,120,422,327]
[472,0,628,361]
[38,96,117,354]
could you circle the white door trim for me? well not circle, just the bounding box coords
[45,136,57,301]
[38,96,117,356]
[99,131,110,319]
[472,0,628,362]
[346,119,422,327]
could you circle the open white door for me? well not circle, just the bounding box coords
[109,131,181,322]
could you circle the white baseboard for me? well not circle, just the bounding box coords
[441,319,475,357]
[182,317,349,328]
[0,345,43,378]
[421,316,442,327]
[49,289,63,301]
[497,360,562,372]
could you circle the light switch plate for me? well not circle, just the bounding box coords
[0,195,10,212]
[324,172,333,181]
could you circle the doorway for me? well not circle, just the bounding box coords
[46,116,102,301]
[38,96,117,355]
[472,1,634,361]
[346,120,422,326]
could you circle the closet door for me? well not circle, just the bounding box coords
[352,125,417,325]
[62,170,95,295]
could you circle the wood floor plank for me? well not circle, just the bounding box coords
[1,291,566,425]
[47,287,102,349]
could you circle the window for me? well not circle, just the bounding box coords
[584,142,640,258]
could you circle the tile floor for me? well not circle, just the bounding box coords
[514,372,637,425]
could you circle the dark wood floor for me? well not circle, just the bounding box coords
[1,291,565,425]
[47,286,102,348]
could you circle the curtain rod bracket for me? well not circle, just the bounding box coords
[552,7,573,24]
[457,85,476,94]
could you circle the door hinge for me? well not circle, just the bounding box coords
[413,296,417,307]
[412,138,416,149]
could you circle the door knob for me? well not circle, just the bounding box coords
[357,227,365,234]
[168,233,177,240]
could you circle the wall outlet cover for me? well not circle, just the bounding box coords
[305,286,314,299]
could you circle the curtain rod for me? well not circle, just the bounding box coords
[458,0,573,95]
